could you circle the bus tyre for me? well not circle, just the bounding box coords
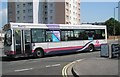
[88,45,94,52]
[34,49,43,58]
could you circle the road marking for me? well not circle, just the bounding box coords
[46,64,61,68]
[14,68,33,72]
[62,59,84,77]
[46,65,51,68]
[52,64,60,67]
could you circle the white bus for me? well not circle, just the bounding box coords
[4,23,107,58]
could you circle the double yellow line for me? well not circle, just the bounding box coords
[62,59,84,77]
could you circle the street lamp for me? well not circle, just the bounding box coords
[114,7,118,39]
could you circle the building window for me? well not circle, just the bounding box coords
[70,10,71,13]
[50,22,53,24]
[45,5,47,8]
[28,2,32,6]
[73,12,75,15]
[9,11,12,15]
[69,4,71,7]
[23,16,25,20]
[23,4,25,7]
[17,11,20,14]
[70,16,71,20]
[66,15,69,20]
[66,2,69,7]
[23,10,25,13]
[17,5,19,8]
[50,10,53,13]
[76,13,77,16]
[45,12,47,15]
[74,17,75,20]
[66,22,69,24]
[28,9,32,13]
[28,16,33,19]
[50,16,53,19]
[45,18,48,20]
[66,9,69,13]
[76,7,77,10]
[75,18,77,21]
[50,3,53,7]
[17,17,20,20]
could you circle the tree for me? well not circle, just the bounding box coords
[105,18,120,36]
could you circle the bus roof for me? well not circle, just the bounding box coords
[7,22,106,30]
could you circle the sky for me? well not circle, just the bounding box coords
[80,2,119,23]
[0,0,120,28]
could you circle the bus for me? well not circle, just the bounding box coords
[4,23,107,58]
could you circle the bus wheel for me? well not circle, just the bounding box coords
[34,49,44,58]
[88,45,94,52]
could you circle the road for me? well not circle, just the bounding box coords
[2,51,100,75]
[1,40,119,76]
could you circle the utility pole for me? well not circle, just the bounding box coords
[114,8,115,39]
[114,7,118,40]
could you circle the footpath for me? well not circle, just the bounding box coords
[65,57,119,77]
[66,39,119,77]
[0,42,4,57]
[71,58,119,76]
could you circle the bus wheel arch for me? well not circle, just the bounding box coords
[88,44,94,52]
[34,47,44,58]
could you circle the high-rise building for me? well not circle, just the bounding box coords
[8,0,80,25]
[118,1,120,22]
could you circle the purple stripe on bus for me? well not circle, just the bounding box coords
[46,24,60,30]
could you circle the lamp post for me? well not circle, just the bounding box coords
[114,7,118,39]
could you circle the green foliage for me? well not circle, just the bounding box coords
[105,18,120,36]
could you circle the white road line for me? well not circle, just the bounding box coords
[46,64,61,68]
[52,64,61,67]
[14,68,33,72]
[46,65,51,68]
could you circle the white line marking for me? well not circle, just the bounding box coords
[46,64,61,68]
[46,65,51,68]
[14,68,33,72]
[52,64,60,67]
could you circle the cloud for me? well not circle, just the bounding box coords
[0,8,7,28]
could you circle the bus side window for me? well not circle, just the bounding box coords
[46,31,52,42]
[65,35,68,41]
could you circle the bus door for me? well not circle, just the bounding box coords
[23,30,31,54]
[14,29,22,54]
[14,29,31,55]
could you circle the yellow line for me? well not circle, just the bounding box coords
[62,59,84,77]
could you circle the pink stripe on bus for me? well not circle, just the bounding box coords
[44,46,83,53]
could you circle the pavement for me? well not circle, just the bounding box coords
[66,40,119,76]
[0,42,4,57]
[71,58,118,76]
[0,42,3,48]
